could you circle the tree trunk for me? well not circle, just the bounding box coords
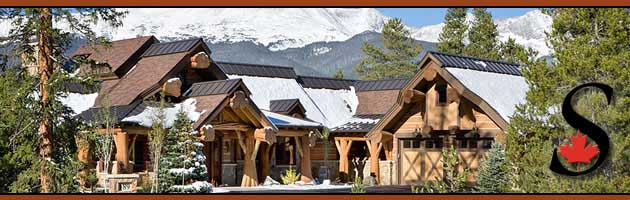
[38,8,54,193]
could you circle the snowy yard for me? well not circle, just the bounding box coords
[216,184,352,193]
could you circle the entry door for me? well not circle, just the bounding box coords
[399,138,444,185]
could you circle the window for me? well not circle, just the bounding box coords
[402,139,421,149]
[425,138,443,149]
[482,140,493,149]
[436,84,447,105]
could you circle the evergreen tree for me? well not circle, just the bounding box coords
[437,8,468,55]
[332,69,344,79]
[355,18,422,80]
[159,109,211,193]
[507,8,630,193]
[0,8,126,193]
[498,37,537,65]
[475,143,509,193]
[465,8,500,60]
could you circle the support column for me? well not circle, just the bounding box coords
[115,132,129,174]
[334,138,352,182]
[260,142,271,181]
[237,130,259,187]
[366,140,383,183]
[298,136,313,182]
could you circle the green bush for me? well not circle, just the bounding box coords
[281,167,300,185]
[351,176,366,193]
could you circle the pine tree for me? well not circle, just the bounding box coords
[0,8,126,193]
[507,8,630,193]
[438,8,468,55]
[465,8,500,60]
[332,69,344,79]
[475,143,509,193]
[159,109,210,193]
[498,37,537,65]
[355,18,422,80]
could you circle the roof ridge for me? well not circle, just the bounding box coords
[297,75,358,82]
[428,50,520,66]
[355,78,409,82]
[216,61,294,69]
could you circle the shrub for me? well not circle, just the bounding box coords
[281,167,300,185]
[351,176,366,193]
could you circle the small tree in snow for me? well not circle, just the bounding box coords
[159,108,211,193]
[88,98,116,193]
[148,95,167,193]
[475,143,509,193]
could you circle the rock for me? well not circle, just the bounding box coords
[263,176,280,186]
[363,176,377,186]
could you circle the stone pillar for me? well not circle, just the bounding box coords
[115,132,129,174]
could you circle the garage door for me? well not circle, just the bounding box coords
[400,138,444,185]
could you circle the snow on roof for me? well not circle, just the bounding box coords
[58,92,98,116]
[262,110,322,128]
[121,98,206,128]
[228,75,356,127]
[445,67,528,122]
[302,87,358,127]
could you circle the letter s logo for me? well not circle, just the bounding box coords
[550,83,613,176]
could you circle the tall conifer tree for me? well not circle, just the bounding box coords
[438,8,468,55]
[355,18,422,80]
[465,8,500,60]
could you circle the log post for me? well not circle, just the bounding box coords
[260,143,271,181]
[366,140,383,183]
[191,52,211,69]
[299,135,313,182]
[237,130,259,187]
[114,132,129,174]
[334,138,353,182]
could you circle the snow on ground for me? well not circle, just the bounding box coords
[303,87,358,128]
[262,110,322,128]
[58,92,98,116]
[445,67,528,122]
[220,183,351,192]
[121,98,206,128]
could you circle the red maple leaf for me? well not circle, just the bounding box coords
[559,130,599,165]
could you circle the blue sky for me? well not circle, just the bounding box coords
[376,8,535,27]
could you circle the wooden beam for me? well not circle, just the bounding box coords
[294,136,303,158]
[127,134,138,159]
[277,129,308,137]
[254,127,276,144]
[402,89,426,104]
[251,140,261,161]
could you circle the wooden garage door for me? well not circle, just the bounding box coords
[400,139,444,185]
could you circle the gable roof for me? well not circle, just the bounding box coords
[218,62,297,79]
[367,52,528,141]
[355,78,409,91]
[184,79,249,97]
[297,76,356,90]
[269,99,304,114]
[141,38,205,57]
[429,51,522,76]
[95,52,189,106]
[72,36,156,77]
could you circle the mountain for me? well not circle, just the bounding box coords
[411,9,552,56]
[0,8,551,78]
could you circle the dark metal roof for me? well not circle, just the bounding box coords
[269,99,301,113]
[429,51,522,76]
[141,38,201,57]
[217,62,297,79]
[184,79,242,97]
[78,101,145,123]
[354,78,409,91]
[63,82,98,94]
[297,76,356,90]
[331,114,383,133]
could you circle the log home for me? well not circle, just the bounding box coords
[69,35,528,191]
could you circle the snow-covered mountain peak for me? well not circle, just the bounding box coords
[90,8,388,51]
